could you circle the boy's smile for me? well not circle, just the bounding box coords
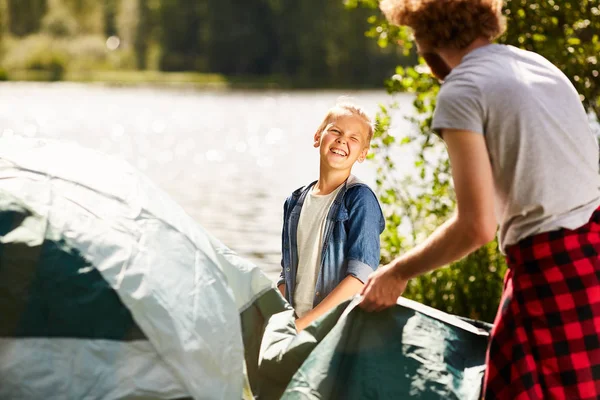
[330,147,348,157]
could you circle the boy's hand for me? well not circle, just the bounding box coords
[295,316,309,332]
[359,263,408,312]
[294,275,364,333]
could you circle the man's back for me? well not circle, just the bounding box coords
[434,44,600,249]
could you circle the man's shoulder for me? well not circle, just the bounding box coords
[442,45,509,91]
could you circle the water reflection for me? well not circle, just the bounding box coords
[0,82,413,281]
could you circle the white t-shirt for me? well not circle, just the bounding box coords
[432,44,600,250]
[294,184,343,318]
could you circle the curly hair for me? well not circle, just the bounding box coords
[380,0,506,50]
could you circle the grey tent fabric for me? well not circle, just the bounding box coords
[256,297,491,400]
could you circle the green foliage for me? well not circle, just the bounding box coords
[203,0,277,75]
[134,0,150,69]
[2,34,67,80]
[41,3,79,37]
[103,0,118,36]
[348,0,599,322]
[156,0,206,71]
[7,0,47,36]
[265,0,407,87]
[65,35,112,71]
[503,0,600,117]
[0,33,137,79]
[1,0,406,85]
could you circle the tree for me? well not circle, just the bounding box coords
[0,0,8,36]
[134,0,150,69]
[7,0,47,36]
[157,0,207,71]
[42,0,79,37]
[103,0,117,36]
[62,0,103,34]
[346,0,600,322]
[204,0,277,76]
[269,0,406,87]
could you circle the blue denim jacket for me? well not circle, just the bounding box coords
[278,175,385,309]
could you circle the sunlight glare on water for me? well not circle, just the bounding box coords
[0,83,414,281]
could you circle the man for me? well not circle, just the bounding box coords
[359,1,600,399]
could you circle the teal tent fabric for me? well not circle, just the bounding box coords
[256,297,491,400]
[0,192,145,340]
[240,288,293,397]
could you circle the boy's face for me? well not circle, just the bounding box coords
[314,114,370,173]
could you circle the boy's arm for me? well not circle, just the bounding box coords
[277,198,289,300]
[345,186,385,284]
[295,275,363,331]
[277,258,286,299]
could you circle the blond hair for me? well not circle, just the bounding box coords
[315,99,374,144]
[380,0,506,50]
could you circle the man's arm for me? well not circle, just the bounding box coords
[295,275,363,332]
[360,129,497,311]
[278,282,286,298]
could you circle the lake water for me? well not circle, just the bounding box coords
[0,82,414,281]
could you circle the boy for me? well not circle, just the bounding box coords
[278,101,385,332]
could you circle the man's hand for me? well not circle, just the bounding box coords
[359,263,408,312]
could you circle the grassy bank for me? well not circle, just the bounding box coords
[0,69,385,90]
[0,34,385,90]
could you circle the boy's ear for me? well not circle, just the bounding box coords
[357,147,368,163]
[313,131,321,148]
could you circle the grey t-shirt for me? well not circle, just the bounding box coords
[432,44,600,250]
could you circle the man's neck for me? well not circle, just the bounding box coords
[438,37,492,69]
[314,168,351,195]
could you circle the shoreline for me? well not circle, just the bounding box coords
[0,69,387,91]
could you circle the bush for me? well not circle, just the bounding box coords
[64,35,109,71]
[2,35,68,81]
[41,5,78,38]
[106,48,138,71]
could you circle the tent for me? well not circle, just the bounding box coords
[0,137,491,399]
[0,137,275,399]
[257,297,491,399]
